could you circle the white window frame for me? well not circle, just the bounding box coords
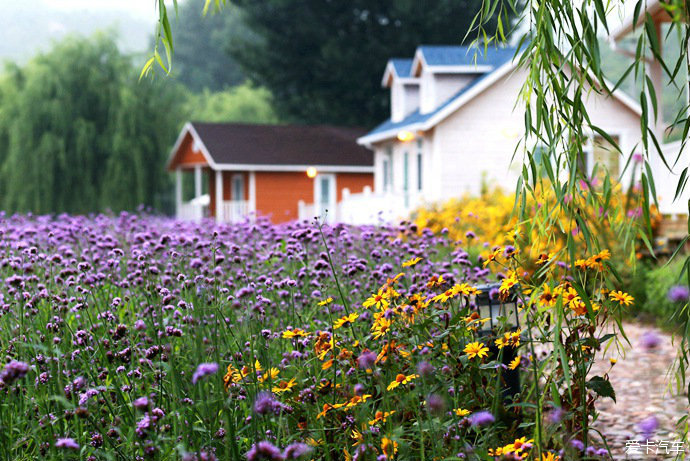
[382,147,393,192]
[416,139,423,192]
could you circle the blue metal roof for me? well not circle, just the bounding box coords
[390,58,413,78]
[364,46,518,139]
[417,45,517,68]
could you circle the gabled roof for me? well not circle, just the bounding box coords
[411,45,517,75]
[168,122,373,172]
[390,59,413,77]
[381,58,415,87]
[359,45,643,146]
[360,47,518,145]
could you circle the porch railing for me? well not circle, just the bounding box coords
[221,200,250,223]
[178,202,205,221]
[337,187,411,225]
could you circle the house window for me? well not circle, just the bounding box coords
[232,174,245,201]
[382,147,393,192]
[416,140,423,191]
[592,135,620,178]
[314,174,336,223]
[403,152,409,193]
[581,135,620,179]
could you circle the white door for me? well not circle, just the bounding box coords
[314,174,336,223]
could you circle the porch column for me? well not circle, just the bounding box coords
[249,171,257,214]
[175,168,183,217]
[194,165,202,199]
[215,170,224,223]
[648,20,664,139]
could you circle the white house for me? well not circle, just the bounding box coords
[609,0,690,231]
[339,45,646,224]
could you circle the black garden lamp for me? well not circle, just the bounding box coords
[474,283,521,332]
[474,282,521,398]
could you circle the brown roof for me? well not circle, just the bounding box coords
[188,122,373,167]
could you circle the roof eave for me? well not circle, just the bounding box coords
[357,122,425,146]
[381,61,397,88]
[426,64,495,74]
[411,48,426,77]
[166,122,218,171]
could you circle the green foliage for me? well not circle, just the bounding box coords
[0,34,185,214]
[184,82,279,123]
[227,0,511,126]
[169,0,248,92]
[470,0,690,449]
[637,257,688,326]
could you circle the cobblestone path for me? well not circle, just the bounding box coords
[590,322,689,460]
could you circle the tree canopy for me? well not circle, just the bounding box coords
[0,35,184,214]
[185,82,278,123]
[169,0,248,92]
[227,0,510,126]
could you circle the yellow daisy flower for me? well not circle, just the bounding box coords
[463,342,490,360]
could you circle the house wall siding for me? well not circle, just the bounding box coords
[432,74,477,109]
[170,134,207,169]
[434,67,642,198]
[255,172,314,223]
[391,81,421,121]
[336,173,374,202]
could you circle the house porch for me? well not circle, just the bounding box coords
[174,165,256,223]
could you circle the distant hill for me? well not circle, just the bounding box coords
[0,0,153,63]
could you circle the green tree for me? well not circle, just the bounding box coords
[0,35,184,214]
[227,0,512,126]
[170,0,248,92]
[184,82,279,123]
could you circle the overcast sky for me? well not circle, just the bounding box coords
[36,0,169,21]
[0,0,184,61]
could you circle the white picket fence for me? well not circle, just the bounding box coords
[298,186,414,225]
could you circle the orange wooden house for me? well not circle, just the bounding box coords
[166,122,374,223]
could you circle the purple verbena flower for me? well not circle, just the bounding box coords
[417,361,434,377]
[0,360,29,386]
[282,442,312,459]
[246,441,285,461]
[668,285,690,303]
[570,439,584,451]
[426,393,445,414]
[357,351,377,370]
[133,396,149,410]
[638,415,659,439]
[192,362,219,384]
[640,331,662,350]
[55,437,79,450]
[469,411,494,427]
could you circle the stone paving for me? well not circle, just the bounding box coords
[589,322,690,460]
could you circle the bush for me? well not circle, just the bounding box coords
[638,257,690,327]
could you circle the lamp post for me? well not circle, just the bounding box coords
[475,282,521,398]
